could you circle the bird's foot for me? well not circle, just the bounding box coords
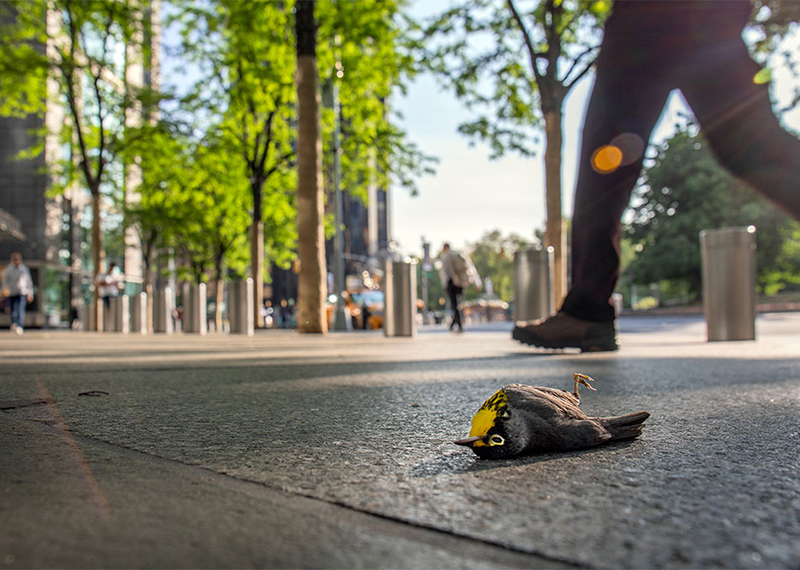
[573,373,597,400]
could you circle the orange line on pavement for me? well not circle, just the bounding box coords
[34,380,112,517]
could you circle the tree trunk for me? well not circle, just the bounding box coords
[144,278,154,333]
[542,108,567,308]
[215,278,224,332]
[91,188,104,331]
[65,194,81,322]
[250,217,264,328]
[295,0,327,334]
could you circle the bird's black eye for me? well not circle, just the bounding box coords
[488,434,505,446]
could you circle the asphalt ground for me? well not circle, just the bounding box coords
[1,313,799,569]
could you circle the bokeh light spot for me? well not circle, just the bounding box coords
[591,145,623,174]
[610,132,645,166]
[753,68,772,85]
[594,0,611,11]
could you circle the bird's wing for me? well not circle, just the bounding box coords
[530,385,581,406]
[503,384,612,451]
[504,384,587,420]
[551,418,613,449]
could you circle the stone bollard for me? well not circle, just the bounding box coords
[129,292,147,335]
[103,298,114,332]
[108,295,130,333]
[182,282,208,335]
[513,247,554,322]
[384,258,417,337]
[153,287,174,334]
[700,226,757,342]
[229,279,254,336]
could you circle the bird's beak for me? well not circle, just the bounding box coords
[453,436,482,447]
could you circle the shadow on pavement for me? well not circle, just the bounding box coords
[410,440,639,479]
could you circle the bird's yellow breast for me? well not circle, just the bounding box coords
[468,389,508,445]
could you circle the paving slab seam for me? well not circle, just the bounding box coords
[264,487,595,570]
[5,411,593,569]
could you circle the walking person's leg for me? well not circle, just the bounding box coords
[10,295,23,331]
[10,295,19,329]
[454,285,463,332]
[681,39,800,222]
[447,280,462,331]
[447,281,456,330]
[17,295,26,331]
[514,3,677,350]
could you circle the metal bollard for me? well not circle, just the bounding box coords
[153,287,175,334]
[89,301,101,332]
[79,305,90,331]
[109,295,130,333]
[384,258,417,337]
[513,247,554,322]
[229,279,254,336]
[700,226,757,342]
[103,298,118,332]
[182,282,208,334]
[129,292,147,334]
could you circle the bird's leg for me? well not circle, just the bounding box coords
[573,373,597,400]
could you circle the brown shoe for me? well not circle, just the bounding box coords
[512,312,618,352]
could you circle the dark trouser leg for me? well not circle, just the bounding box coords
[561,16,673,322]
[10,295,24,328]
[447,280,463,330]
[562,2,767,322]
[681,47,800,222]
[18,296,26,328]
[10,295,19,327]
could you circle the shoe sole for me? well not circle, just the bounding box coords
[512,326,618,352]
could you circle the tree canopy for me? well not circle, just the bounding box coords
[467,229,534,303]
[419,0,610,304]
[624,126,800,298]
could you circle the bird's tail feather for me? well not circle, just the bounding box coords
[599,411,650,441]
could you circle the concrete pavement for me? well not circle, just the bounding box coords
[1,313,799,568]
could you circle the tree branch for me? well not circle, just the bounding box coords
[63,5,96,192]
[263,149,295,179]
[256,109,276,176]
[564,52,599,91]
[544,0,563,77]
[506,0,544,86]
[561,44,594,83]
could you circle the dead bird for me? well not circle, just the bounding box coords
[454,373,650,459]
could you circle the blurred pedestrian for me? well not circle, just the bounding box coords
[514,0,800,351]
[2,252,34,335]
[96,261,123,309]
[440,243,482,333]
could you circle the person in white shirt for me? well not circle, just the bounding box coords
[2,252,34,334]
[439,243,481,333]
[96,261,123,309]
